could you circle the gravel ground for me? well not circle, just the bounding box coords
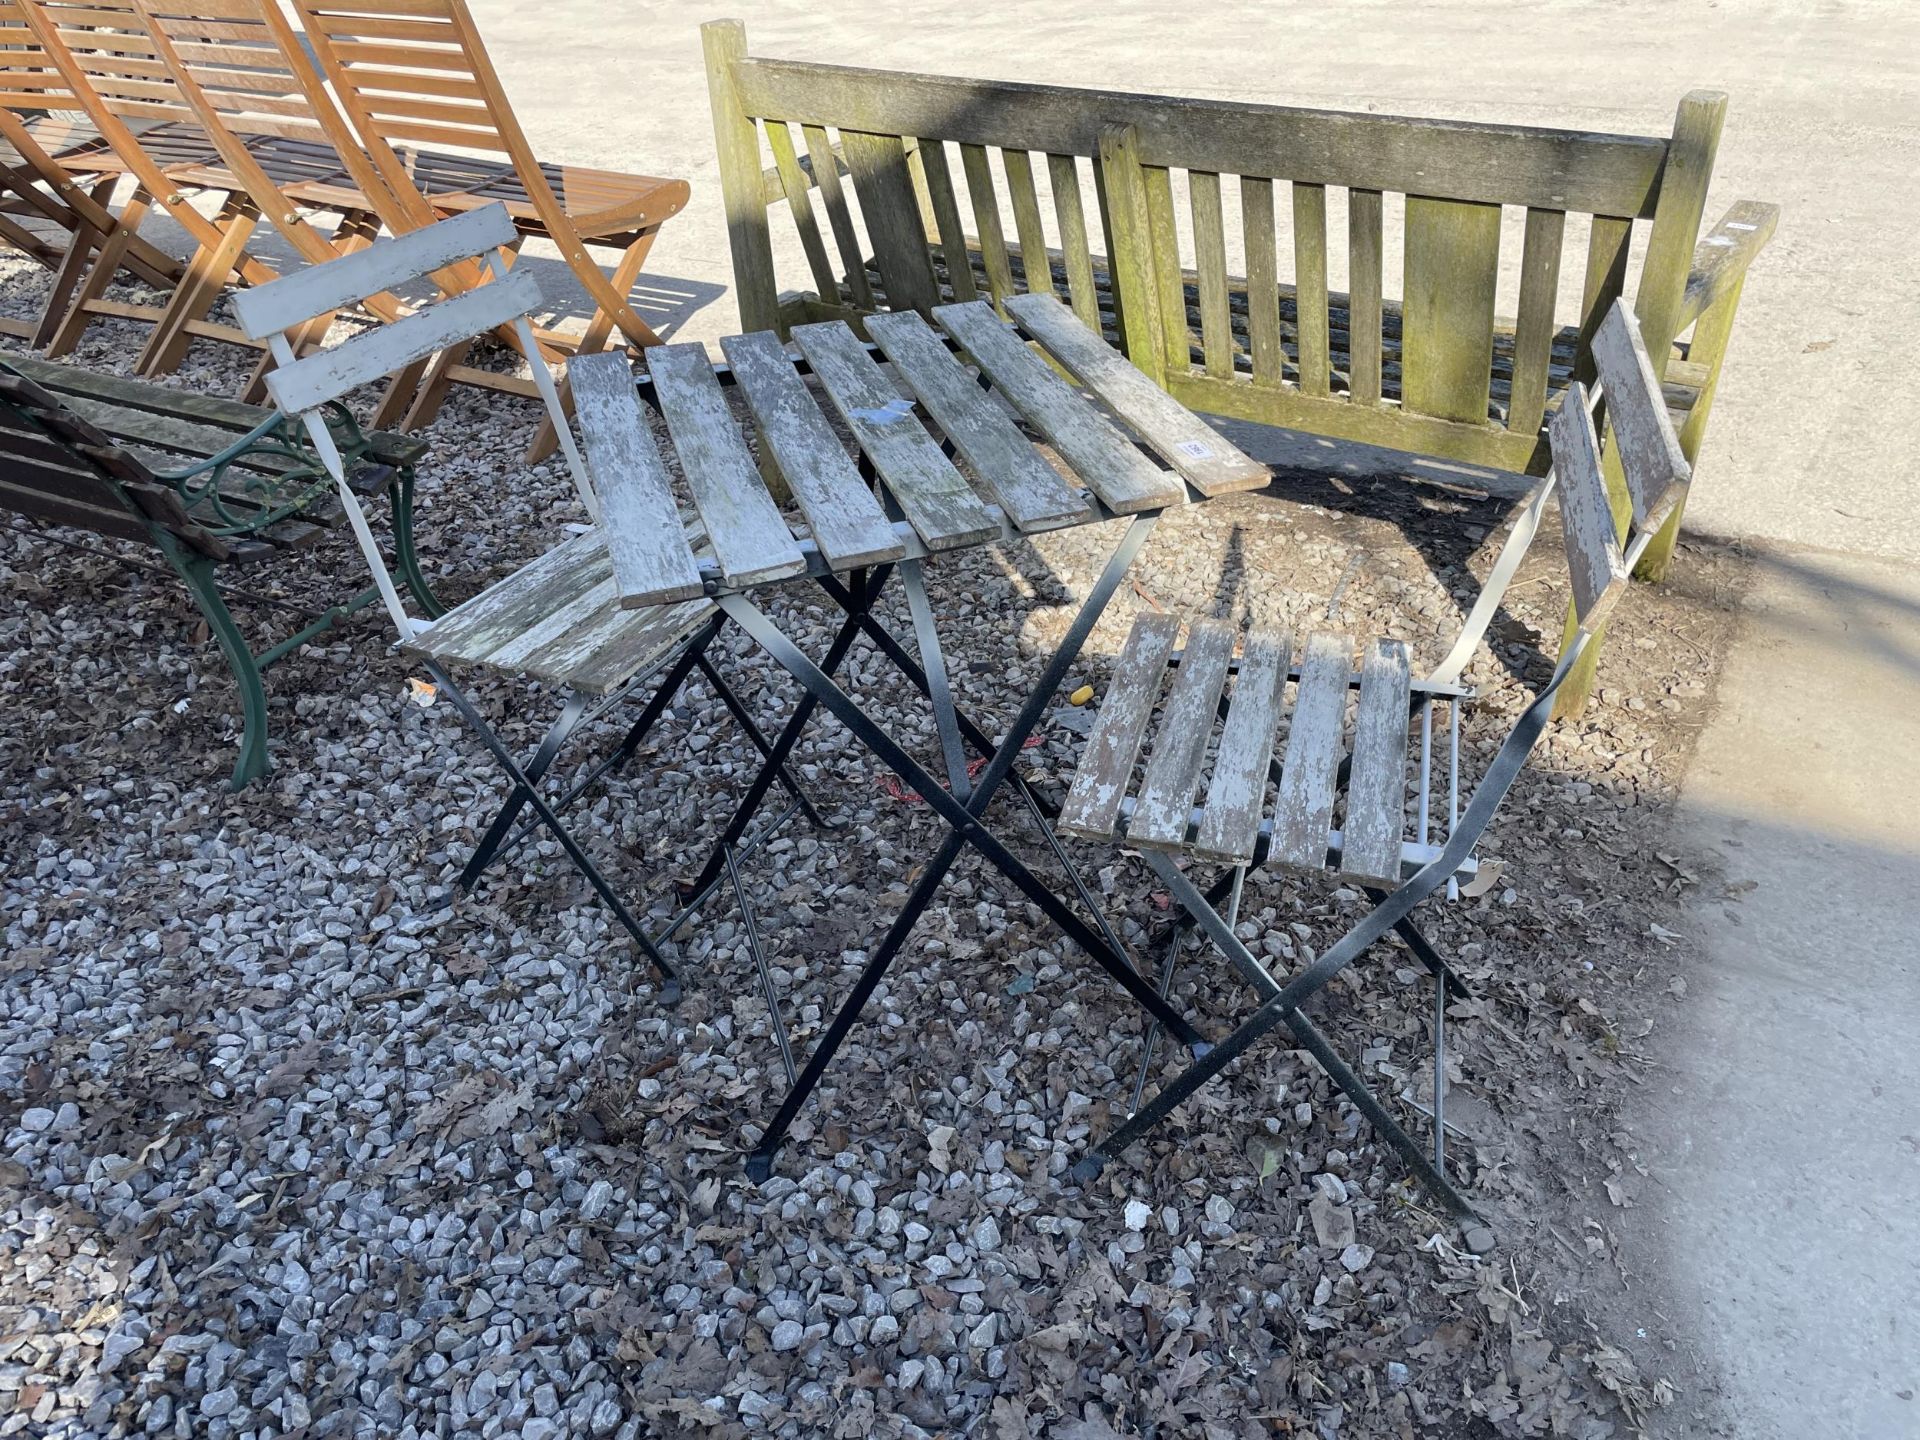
[1,256,1749,1438]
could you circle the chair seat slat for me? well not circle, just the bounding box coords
[1193,629,1291,863]
[1004,292,1269,496]
[864,308,1087,533]
[792,321,998,551]
[646,343,808,593]
[1057,612,1180,839]
[719,330,905,572]
[1269,632,1350,872]
[1340,639,1413,884]
[1590,297,1691,527]
[934,299,1185,515]
[1127,619,1237,850]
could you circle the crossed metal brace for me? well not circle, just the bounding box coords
[425,612,828,1006]
[1071,641,1582,1220]
[668,512,1217,1179]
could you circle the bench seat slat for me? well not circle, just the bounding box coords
[1058,611,1180,839]
[1269,632,1350,873]
[645,343,809,592]
[1127,619,1236,850]
[1193,629,1291,863]
[1340,639,1412,884]
[863,308,1087,533]
[719,330,905,571]
[934,299,1185,515]
[1004,292,1269,496]
[792,321,998,551]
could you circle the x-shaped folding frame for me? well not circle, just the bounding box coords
[661,508,1213,1179]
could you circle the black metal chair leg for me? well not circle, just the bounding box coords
[427,663,681,1003]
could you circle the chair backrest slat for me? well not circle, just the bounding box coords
[241,205,590,640]
[1590,297,1691,527]
[1549,383,1629,631]
[0,4,80,112]
[262,263,541,414]
[232,202,516,338]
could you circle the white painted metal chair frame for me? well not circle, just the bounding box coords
[1072,299,1689,1223]
[235,204,818,1001]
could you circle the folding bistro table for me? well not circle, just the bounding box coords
[572,294,1269,1177]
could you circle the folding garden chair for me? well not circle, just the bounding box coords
[131,0,584,422]
[0,3,183,344]
[1057,299,1691,1220]
[230,203,810,1002]
[292,0,691,459]
[16,0,374,372]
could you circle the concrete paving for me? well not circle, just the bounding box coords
[1633,549,1920,1438]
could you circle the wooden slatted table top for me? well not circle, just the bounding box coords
[575,296,1271,610]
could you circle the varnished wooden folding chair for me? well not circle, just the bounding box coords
[291,0,690,459]
[0,3,183,343]
[17,0,349,372]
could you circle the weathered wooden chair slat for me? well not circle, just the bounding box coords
[1057,611,1181,839]
[863,308,1089,533]
[790,321,998,551]
[1550,386,1631,630]
[718,330,906,571]
[1269,632,1351,873]
[1589,300,1691,527]
[1339,640,1413,884]
[645,342,809,597]
[569,352,705,607]
[1004,293,1269,497]
[1193,629,1291,863]
[933,299,1185,515]
[1127,619,1236,850]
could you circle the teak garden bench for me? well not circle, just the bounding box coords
[702,19,1778,707]
[0,352,431,787]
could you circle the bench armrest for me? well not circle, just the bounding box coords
[1675,200,1780,332]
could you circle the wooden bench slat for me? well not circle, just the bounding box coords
[1194,628,1291,863]
[863,308,1087,533]
[912,139,977,303]
[1240,175,1283,388]
[647,342,810,592]
[1549,382,1630,628]
[1340,639,1412,884]
[1002,148,1054,301]
[791,320,998,550]
[1004,292,1269,496]
[1508,207,1566,438]
[1270,632,1350,873]
[1402,196,1501,425]
[802,123,873,310]
[1189,170,1232,380]
[955,143,1013,306]
[1590,297,1691,527]
[569,352,705,607]
[765,120,840,303]
[1576,215,1633,385]
[719,330,906,571]
[1046,152,1100,331]
[1127,619,1236,850]
[1057,611,1179,839]
[1292,181,1331,397]
[841,128,939,315]
[1347,188,1385,406]
[933,299,1186,515]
